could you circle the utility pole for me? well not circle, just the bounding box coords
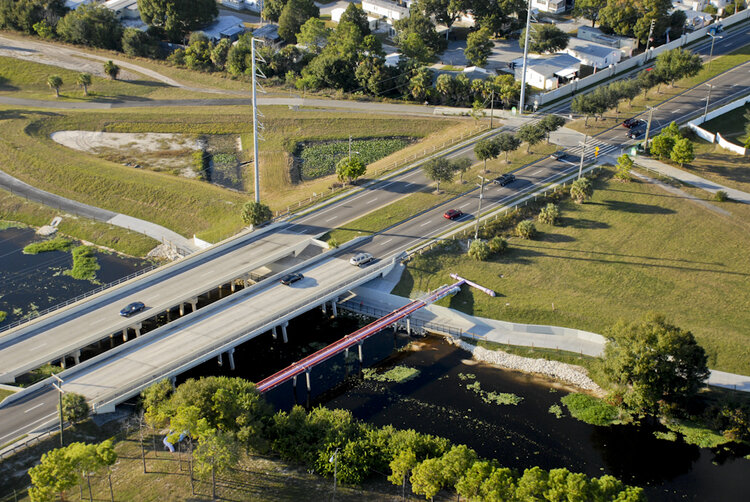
[251,38,266,204]
[707,33,722,73]
[52,374,65,447]
[643,106,655,151]
[578,135,587,179]
[474,175,486,240]
[642,19,656,64]
[703,84,713,118]
[348,135,352,161]
[518,0,533,115]
[490,88,495,129]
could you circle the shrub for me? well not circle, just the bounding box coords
[488,236,507,254]
[560,393,619,426]
[468,239,490,261]
[714,190,729,202]
[537,203,559,225]
[191,150,209,180]
[570,177,593,204]
[516,220,537,239]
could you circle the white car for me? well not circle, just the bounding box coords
[349,252,374,266]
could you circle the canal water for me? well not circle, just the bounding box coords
[0,226,150,327]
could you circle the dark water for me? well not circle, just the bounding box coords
[179,310,750,502]
[0,227,150,327]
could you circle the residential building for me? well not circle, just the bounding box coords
[530,0,567,14]
[577,26,638,58]
[64,0,94,9]
[562,37,622,69]
[672,3,716,30]
[361,0,410,25]
[201,15,246,43]
[511,54,581,90]
[253,23,282,47]
[103,0,140,20]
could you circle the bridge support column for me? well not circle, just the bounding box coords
[73,350,81,365]
[227,348,235,371]
[305,370,311,392]
[132,323,142,337]
[321,302,327,315]
[272,326,278,340]
[281,322,289,344]
[60,356,66,369]
[109,334,114,348]
[166,308,172,322]
[122,328,129,342]
[218,284,224,299]
[179,303,185,316]
[217,353,223,367]
[332,297,338,318]
[170,376,176,389]
[406,317,411,336]
[230,280,236,293]
[357,342,363,364]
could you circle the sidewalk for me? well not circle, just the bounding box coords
[632,156,750,204]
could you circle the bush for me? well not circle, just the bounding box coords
[560,393,619,426]
[714,190,729,202]
[468,239,490,261]
[191,150,209,180]
[60,392,90,424]
[537,203,559,225]
[488,236,507,254]
[516,220,537,240]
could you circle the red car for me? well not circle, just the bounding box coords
[443,209,463,220]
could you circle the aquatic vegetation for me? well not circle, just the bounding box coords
[560,393,619,426]
[466,380,523,406]
[458,373,476,381]
[0,311,6,322]
[64,245,100,282]
[363,365,421,383]
[654,431,678,442]
[23,237,72,254]
[665,420,731,449]
[548,404,563,418]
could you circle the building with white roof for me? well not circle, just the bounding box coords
[200,15,246,43]
[103,0,140,20]
[64,0,94,9]
[531,0,567,14]
[511,53,581,91]
[562,37,622,69]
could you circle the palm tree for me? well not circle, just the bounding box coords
[570,178,593,204]
[76,73,92,96]
[103,60,120,80]
[47,75,62,97]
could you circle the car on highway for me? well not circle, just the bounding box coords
[622,118,645,129]
[550,151,569,161]
[119,301,145,317]
[492,173,516,186]
[349,252,374,266]
[443,209,464,220]
[628,128,645,140]
[280,272,304,285]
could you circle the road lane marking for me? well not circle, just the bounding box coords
[31,342,47,350]
[460,203,470,208]
[366,198,379,204]
[24,403,44,413]
[532,169,544,176]
[420,220,432,227]
[379,239,393,246]
[326,216,337,222]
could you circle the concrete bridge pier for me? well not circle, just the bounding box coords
[189,297,198,313]
[132,323,142,337]
[60,356,66,369]
[122,327,129,342]
[271,326,278,340]
[331,297,338,318]
[358,342,363,366]
[230,280,237,293]
[281,322,289,343]
[170,376,176,389]
[73,350,81,365]
[344,347,350,377]
[217,353,223,367]
[166,308,172,322]
[179,303,185,316]
[109,334,114,348]
[227,348,235,371]
[305,370,311,392]
[321,301,327,315]
[406,317,411,336]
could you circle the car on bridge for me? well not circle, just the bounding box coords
[119,301,145,317]
[492,173,516,186]
[349,252,374,266]
[443,209,464,220]
[280,272,304,285]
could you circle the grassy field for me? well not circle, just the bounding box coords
[674,139,750,194]
[0,105,464,243]
[393,169,750,375]
[0,388,15,401]
[701,102,750,142]
[0,191,158,256]
[0,419,415,502]
[567,43,750,135]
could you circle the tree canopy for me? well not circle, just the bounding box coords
[336,156,367,184]
[465,27,493,67]
[241,201,273,227]
[520,24,570,54]
[422,157,455,192]
[278,0,319,43]
[573,0,607,27]
[57,4,123,50]
[137,0,217,41]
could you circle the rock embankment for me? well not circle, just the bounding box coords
[452,339,602,392]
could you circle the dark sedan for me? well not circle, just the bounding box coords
[280,272,304,285]
[119,301,145,317]
[493,173,516,186]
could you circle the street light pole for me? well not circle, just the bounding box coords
[489,88,495,129]
[474,175,486,240]
[707,33,723,73]
[703,83,714,118]
[52,374,65,447]
[518,0,533,115]
[578,135,587,179]
[643,106,655,151]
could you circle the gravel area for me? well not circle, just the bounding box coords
[452,338,602,392]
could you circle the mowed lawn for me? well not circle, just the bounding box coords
[679,140,750,194]
[393,171,750,375]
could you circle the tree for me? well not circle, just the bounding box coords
[573,0,607,27]
[468,239,490,261]
[614,154,633,182]
[210,38,232,70]
[103,60,120,80]
[474,138,500,173]
[654,48,703,87]
[278,0,319,43]
[193,428,239,501]
[60,392,89,424]
[339,3,370,36]
[122,27,159,58]
[602,313,709,414]
[465,27,493,67]
[400,31,434,64]
[336,156,367,184]
[96,440,117,502]
[516,220,537,239]
[409,67,434,102]
[571,94,598,127]
[297,17,329,50]
[75,73,91,96]
[482,467,517,500]
[452,158,472,184]
[570,178,593,204]
[241,201,273,226]
[33,19,54,39]
[495,133,521,163]
[184,37,212,71]
[538,203,560,225]
[419,0,467,33]
[422,157,455,192]
[520,24,570,54]
[262,0,288,22]
[637,68,661,97]
[516,466,549,500]
[67,442,100,502]
[388,449,418,496]
[439,444,477,489]
[598,0,641,37]
[47,74,62,97]
[538,114,566,143]
[650,134,675,160]
[670,137,695,167]
[517,123,546,153]
[660,120,681,138]
[410,457,444,500]
[137,0,217,41]
[28,447,78,502]
[56,5,123,50]
[395,8,446,57]
[632,0,672,45]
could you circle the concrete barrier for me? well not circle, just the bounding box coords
[717,132,748,155]
[689,122,716,142]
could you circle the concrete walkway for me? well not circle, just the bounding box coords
[357,269,750,392]
[632,156,750,204]
[0,169,198,253]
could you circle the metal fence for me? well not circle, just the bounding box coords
[339,301,463,338]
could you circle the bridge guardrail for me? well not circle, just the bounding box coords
[340,301,463,338]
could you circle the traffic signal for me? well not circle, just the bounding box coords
[594,146,600,158]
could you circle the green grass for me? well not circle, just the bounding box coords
[393,169,750,374]
[669,139,750,194]
[0,388,15,401]
[64,245,99,282]
[665,419,731,448]
[22,236,71,254]
[0,191,158,257]
[560,393,620,426]
[701,103,750,142]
